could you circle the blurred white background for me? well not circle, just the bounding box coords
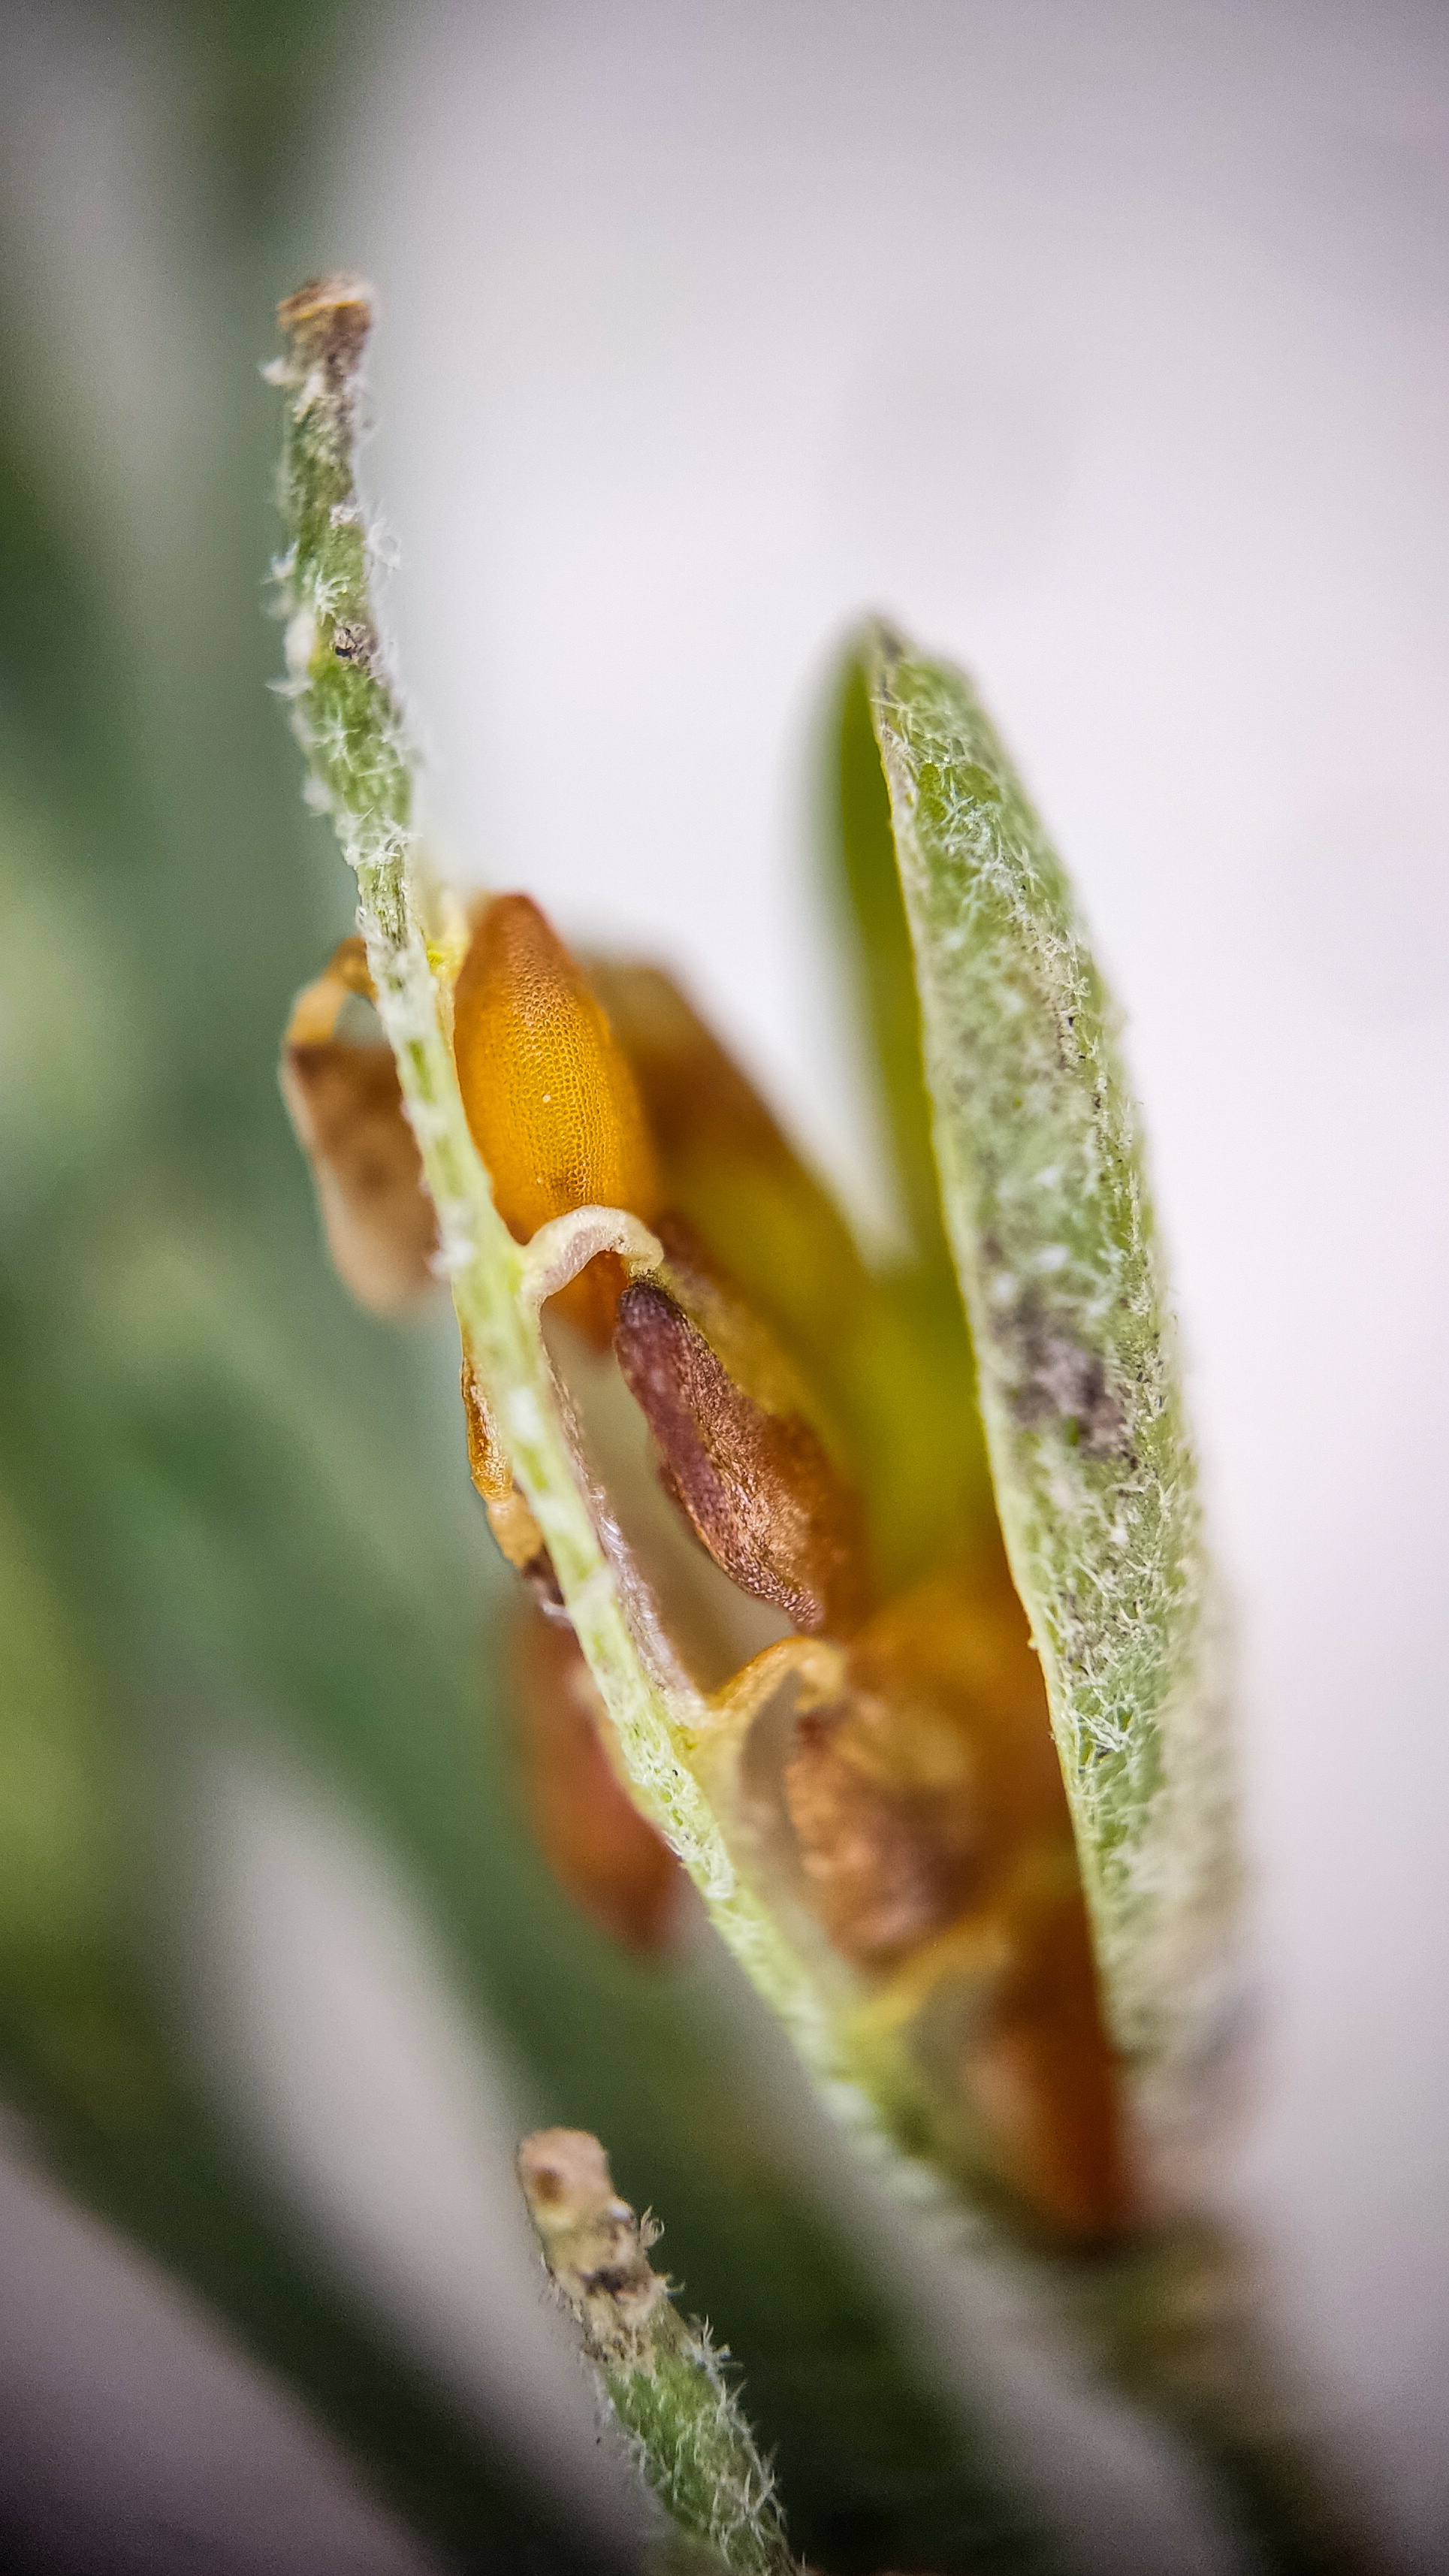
[337,0,1449,2546]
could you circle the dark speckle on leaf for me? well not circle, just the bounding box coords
[333,618,375,666]
[998,1290,1127,1460]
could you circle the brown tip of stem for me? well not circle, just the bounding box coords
[276,274,373,374]
[517,2126,614,2222]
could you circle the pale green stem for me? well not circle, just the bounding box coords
[269,276,831,2066]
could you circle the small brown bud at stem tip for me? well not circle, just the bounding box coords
[517,2128,669,2363]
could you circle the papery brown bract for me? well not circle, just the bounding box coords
[280,938,437,1312]
[459,1340,560,1599]
[453,896,663,1343]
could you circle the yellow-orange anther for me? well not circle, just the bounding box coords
[453,895,663,1342]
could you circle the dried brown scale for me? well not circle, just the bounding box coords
[459,1342,560,1596]
[280,942,438,1313]
[785,1705,992,1971]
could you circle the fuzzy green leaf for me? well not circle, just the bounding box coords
[833,653,948,1273]
[862,624,1240,2090]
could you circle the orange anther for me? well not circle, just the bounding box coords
[453,895,663,1342]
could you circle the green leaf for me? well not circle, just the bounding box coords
[828,657,995,1581]
[832,653,949,1275]
[861,624,1240,2093]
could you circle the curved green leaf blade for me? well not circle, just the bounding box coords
[832,653,949,1274]
[863,624,1240,2097]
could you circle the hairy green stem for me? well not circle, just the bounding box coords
[270,277,830,2060]
[518,2130,800,2576]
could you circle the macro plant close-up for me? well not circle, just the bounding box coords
[1,8,1445,2575]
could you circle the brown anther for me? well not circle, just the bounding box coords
[783,1563,1067,1967]
[614,1279,868,1638]
[595,960,997,1593]
[782,1561,1133,2240]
